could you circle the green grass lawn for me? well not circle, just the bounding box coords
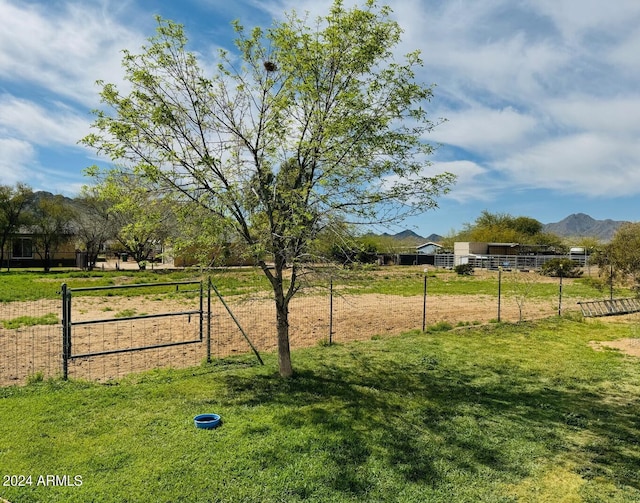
[1,317,639,502]
[0,268,270,302]
[337,267,629,300]
[0,266,628,308]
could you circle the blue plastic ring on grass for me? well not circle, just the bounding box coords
[194,413,222,429]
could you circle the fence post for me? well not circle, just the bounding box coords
[422,272,428,332]
[199,280,204,342]
[497,267,502,322]
[61,283,71,380]
[207,277,212,363]
[558,267,563,316]
[609,264,614,301]
[329,277,334,345]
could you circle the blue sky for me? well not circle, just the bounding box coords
[1,0,639,237]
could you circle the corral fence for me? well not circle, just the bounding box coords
[0,267,624,386]
[435,253,592,270]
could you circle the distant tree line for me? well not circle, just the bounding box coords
[3,184,640,295]
[440,210,565,252]
[1,181,399,272]
[0,182,173,272]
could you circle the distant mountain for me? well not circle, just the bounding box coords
[378,230,444,243]
[372,214,624,245]
[543,213,628,241]
[384,229,423,241]
[30,190,76,207]
[423,233,445,243]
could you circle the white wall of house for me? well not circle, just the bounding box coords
[454,242,488,256]
[453,242,494,266]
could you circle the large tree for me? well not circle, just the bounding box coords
[86,171,176,269]
[82,1,455,376]
[29,194,76,272]
[0,183,33,270]
[595,222,640,292]
[73,187,117,270]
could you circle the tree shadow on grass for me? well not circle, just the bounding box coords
[219,348,640,499]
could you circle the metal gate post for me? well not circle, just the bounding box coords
[61,283,71,380]
[329,278,334,345]
[497,267,502,322]
[199,280,204,342]
[558,267,563,316]
[422,274,428,332]
[206,278,212,363]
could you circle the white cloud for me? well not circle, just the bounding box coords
[0,0,144,107]
[392,0,640,207]
[494,133,640,197]
[1,0,639,228]
[531,0,640,43]
[0,95,91,147]
[391,3,568,103]
[610,28,640,74]
[546,97,640,135]
[430,107,538,155]
[0,138,36,184]
[434,160,496,203]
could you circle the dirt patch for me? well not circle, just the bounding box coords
[0,290,572,386]
[590,338,640,357]
[587,312,640,358]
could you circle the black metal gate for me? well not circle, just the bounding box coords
[60,281,210,380]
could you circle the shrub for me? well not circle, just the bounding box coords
[540,258,583,278]
[425,321,453,333]
[454,263,474,276]
[330,242,378,265]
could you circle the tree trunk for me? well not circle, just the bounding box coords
[275,294,293,377]
[269,260,294,378]
[43,248,51,273]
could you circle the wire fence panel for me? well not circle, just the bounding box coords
[0,297,61,386]
[208,267,602,358]
[209,290,331,359]
[67,313,206,382]
[0,266,619,386]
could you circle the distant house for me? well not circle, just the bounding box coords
[416,242,443,255]
[454,242,519,257]
[487,242,521,256]
[453,242,519,264]
[6,229,77,269]
[387,241,444,266]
